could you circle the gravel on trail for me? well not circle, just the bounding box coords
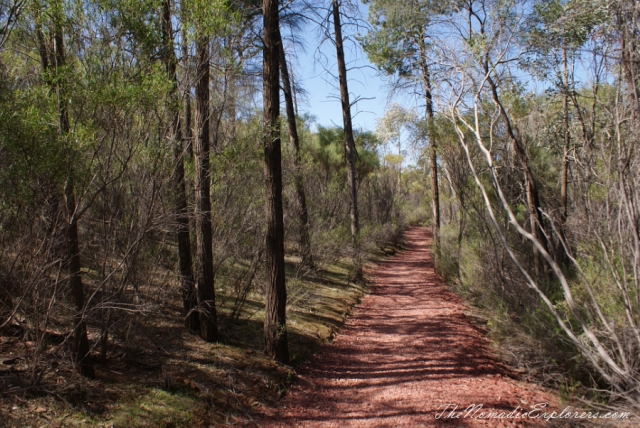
[257,227,561,427]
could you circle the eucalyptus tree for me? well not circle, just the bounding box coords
[9,0,169,377]
[374,104,416,220]
[194,30,218,342]
[613,0,640,292]
[456,0,551,274]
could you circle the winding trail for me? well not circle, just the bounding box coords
[259,227,560,427]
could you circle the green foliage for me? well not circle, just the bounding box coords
[0,0,427,421]
[181,0,236,38]
[0,83,65,226]
[305,125,379,181]
[354,130,381,177]
[96,0,164,59]
[528,0,606,51]
[524,0,608,79]
[361,0,452,78]
[308,125,344,175]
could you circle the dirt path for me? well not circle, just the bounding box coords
[257,227,560,427]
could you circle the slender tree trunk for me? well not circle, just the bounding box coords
[65,191,94,378]
[418,40,440,248]
[194,34,217,342]
[561,48,570,224]
[618,3,640,129]
[57,25,94,379]
[182,25,193,159]
[262,0,289,363]
[332,0,360,249]
[227,38,238,142]
[555,46,572,267]
[484,63,548,275]
[163,0,198,332]
[277,31,312,266]
[39,11,94,377]
[617,2,640,299]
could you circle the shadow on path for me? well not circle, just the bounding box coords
[254,227,559,427]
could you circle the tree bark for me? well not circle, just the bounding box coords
[277,31,312,266]
[162,0,199,332]
[194,34,217,342]
[262,0,289,363]
[332,0,360,249]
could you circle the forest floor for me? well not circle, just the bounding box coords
[1,240,374,427]
[253,227,605,428]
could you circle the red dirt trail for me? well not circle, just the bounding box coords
[257,227,560,427]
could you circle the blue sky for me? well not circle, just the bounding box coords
[284,2,393,133]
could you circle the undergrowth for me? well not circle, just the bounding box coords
[436,222,599,406]
[0,225,405,428]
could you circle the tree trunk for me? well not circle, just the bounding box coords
[65,193,94,378]
[163,0,198,332]
[262,0,289,364]
[561,48,570,224]
[484,63,548,275]
[332,0,360,249]
[418,39,440,249]
[277,31,312,267]
[227,37,238,143]
[618,1,640,129]
[616,1,640,294]
[194,34,217,342]
[182,24,193,159]
[40,11,94,378]
[556,46,572,267]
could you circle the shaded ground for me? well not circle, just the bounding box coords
[256,227,563,427]
[0,254,366,427]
